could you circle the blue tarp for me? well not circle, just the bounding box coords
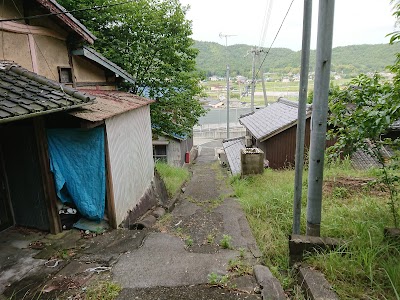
[47,128,105,221]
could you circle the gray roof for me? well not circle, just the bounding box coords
[239,98,312,142]
[72,47,136,85]
[351,149,380,170]
[0,61,94,124]
[351,143,393,170]
[223,137,245,175]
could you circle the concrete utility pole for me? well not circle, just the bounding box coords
[220,33,236,139]
[293,0,313,235]
[306,0,335,236]
[261,73,268,107]
[250,47,265,112]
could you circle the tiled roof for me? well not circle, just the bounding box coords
[239,98,312,142]
[351,143,393,170]
[69,90,155,122]
[223,137,245,175]
[0,62,94,124]
[351,148,380,169]
[72,47,135,85]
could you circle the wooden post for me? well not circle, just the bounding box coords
[33,117,62,234]
[105,128,117,229]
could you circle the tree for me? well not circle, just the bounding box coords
[325,1,400,228]
[59,0,206,136]
[328,74,400,228]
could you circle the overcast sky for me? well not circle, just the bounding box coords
[179,0,397,51]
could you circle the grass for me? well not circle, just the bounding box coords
[219,234,233,249]
[85,281,121,300]
[231,160,400,299]
[155,162,190,198]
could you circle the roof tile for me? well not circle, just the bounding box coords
[223,137,246,175]
[0,61,94,124]
[69,89,155,122]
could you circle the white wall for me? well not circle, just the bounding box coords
[105,106,154,225]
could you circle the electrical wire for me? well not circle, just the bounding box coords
[0,0,136,22]
[256,0,295,78]
[11,0,58,81]
[258,0,274,48]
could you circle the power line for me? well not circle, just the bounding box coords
[258,0,274,48]
[256,0,295,78]
[0,0,136,22]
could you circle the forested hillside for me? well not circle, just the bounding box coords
[194,41,400,78]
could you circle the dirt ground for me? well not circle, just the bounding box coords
[323,176,388,198]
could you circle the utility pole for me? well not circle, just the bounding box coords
[306,0,335,236]
[251,48,256,112]
[293,0,313,235]
[220,33,236,139]
[249,47,265,112]
[261,73,268,107]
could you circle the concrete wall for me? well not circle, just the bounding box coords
[240,148,264,177]
[105,106,154,226]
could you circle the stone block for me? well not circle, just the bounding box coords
[253,265,286,300]
[289,234,342,265]
[298,267,339,300]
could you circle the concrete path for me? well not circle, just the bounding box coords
[112,138,262,299]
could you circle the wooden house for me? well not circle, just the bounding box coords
[0,0,155,233]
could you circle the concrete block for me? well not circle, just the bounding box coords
[152,207,166,219]
[241,148,264,177]
[298,267,339,300]
[253,265,286,300]
[289,234,342,265]
[130,215,157,230]
[384,227,400,241]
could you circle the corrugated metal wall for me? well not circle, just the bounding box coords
[105,106,154,225]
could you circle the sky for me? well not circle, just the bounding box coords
[178,0,398,51]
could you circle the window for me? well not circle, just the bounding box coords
[58,67,73,84]
[153,145,167,162]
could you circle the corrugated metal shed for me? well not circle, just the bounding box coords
[223,137,245,175]
[240,98,312,142]
[69,90,155,122]
[0,62,94,124]
[105,105,154,225]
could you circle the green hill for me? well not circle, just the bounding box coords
[194,41,400,78]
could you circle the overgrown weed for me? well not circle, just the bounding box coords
[155,162,189,198]
[231,160,400,299]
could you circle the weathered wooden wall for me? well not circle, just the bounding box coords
[257,119,311,169]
